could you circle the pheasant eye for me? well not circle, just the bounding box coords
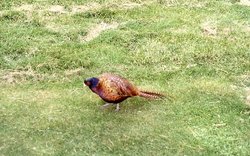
[84,80,90,86]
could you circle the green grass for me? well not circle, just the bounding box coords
[0,0,250,155]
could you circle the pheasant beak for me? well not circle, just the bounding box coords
[84,80,90,86]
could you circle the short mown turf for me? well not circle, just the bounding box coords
[0,0,250,155]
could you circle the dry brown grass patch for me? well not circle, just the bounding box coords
[239,0,250,6]
[64,68,83,76]
[0,69,43,84]
[243,25,250,32]
[245,87,250,107]
[120,2,142,9]
[48,5,66,14]
[13,4,34,11]
[81,22,120,42]
[71,3,101,14]
[201,21,217,36]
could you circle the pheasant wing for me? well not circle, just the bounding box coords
[100,73,138,97]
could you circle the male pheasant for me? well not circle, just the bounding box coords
[84,73,166,111]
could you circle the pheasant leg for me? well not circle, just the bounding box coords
[115,104,120,112]
[101,103,111,109]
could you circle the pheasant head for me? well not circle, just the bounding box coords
[84,77,99,89]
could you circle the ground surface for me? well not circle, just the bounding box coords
[0,0,250,155]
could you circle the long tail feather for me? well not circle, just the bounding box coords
[139,91,165,99]
[139,90,174,100]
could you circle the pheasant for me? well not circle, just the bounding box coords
[84,73,166,111]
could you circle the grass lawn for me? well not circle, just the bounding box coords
[0,0,250,155]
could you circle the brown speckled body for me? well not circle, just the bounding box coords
[92,73,139,103]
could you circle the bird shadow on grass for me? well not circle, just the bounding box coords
[98,97,168,113]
